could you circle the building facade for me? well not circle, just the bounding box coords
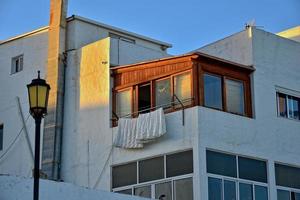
[0,9,300,200]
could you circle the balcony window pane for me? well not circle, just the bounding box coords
[238,157,267,183]
[255,185,268,200]
[226,79,245,115]
[166,150,193,177]
[278,93,287,117]
[156,78,171,108]
[139,156,164,183]
[239,183,253,200]
[204,74,223,109]
[224,180,236,200]
[174,72,191,105]
[275,164,300,189]
[208,177,222,200]
[134,185,151,198]
[116,89,132,117]
[288,96,300,120]
[206,150,237,178]
[155,181,172,200]
[277,190,290,200]
[175,178,193,200]
[112,162,137,188]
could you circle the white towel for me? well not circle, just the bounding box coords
[136,108,166,143]
[114,118,143,149]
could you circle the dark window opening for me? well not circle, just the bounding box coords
[138,83,151,113]
[0,124,3,151]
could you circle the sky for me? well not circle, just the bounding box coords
[0,0,299,55]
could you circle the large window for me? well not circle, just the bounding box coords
[112,150,193,200]
[275,163,300,200]
[225,79,245,115]
[174,72,192,105]
[202,73,246,116]
[204,74,223,110]
[0,124,3,151]
[115,89,132,117]
[277,93,300,121]
[206,150,268,200]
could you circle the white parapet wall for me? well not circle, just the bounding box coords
[0,175,150,200]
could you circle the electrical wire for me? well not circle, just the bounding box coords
[0,114,30,162]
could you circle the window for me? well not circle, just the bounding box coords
[275,163,300,189]
[166,150,193,177]
[277,93,300,120]
[174,72,192,105]
[11,55,23,74]
[116,89,132,117]
[204,74,223,109]
[112,162,137,188]
[138,83,151,113]
[225,79,245,115]
[0,124,3,151]
[112,150,193,200]
[202,74,248,116]
[139,156,164,183]
[207,150,268,200]
[155,78,171,108]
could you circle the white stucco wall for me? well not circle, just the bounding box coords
[0,175,149,200]
[0,30,48,177]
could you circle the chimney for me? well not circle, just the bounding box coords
[42,0,68,180]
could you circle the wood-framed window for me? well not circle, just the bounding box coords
[200,64,252,117]
[114,70,193,119]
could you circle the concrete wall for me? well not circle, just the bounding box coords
[0,30,48,177]
[0,175,149,200]
[198,28,253,66]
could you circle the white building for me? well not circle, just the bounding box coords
[1,1,300,200]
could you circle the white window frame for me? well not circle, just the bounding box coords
[206,150,269,200]
[11,54,24,74]
[276,186,300,200]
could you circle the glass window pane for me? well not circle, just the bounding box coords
[174,72,191,105]
[112,162,137,188]
[278,93,287,117]
[225,79,245,115]
[275,164,300,189]
[277,190,290,200]
[134,185,151,198]
[239,183,253,200]
[116,89,132,117]
[116,189,132,195]
[139,156,164,183]
[238,157,267,183]
[156,78,171,108]
[208,177,222,200]
[293,192,300,200]
[206,150,237,178]
[175,178,193,200]
[255,185,268,200]
[155,181,172,200]
[204,74,223,109]
[166,150,193,177]
[288,96,300,120]
[224,180,236,200]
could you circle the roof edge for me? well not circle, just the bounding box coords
[0,26,49,46]
[67,15,172,48]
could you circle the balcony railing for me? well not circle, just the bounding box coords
[112,95,194,126]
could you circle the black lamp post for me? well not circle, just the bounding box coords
[27,71,50,200]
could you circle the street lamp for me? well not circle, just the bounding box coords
[27,71,50,200]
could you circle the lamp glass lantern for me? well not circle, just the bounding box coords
[27,71,50,118]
